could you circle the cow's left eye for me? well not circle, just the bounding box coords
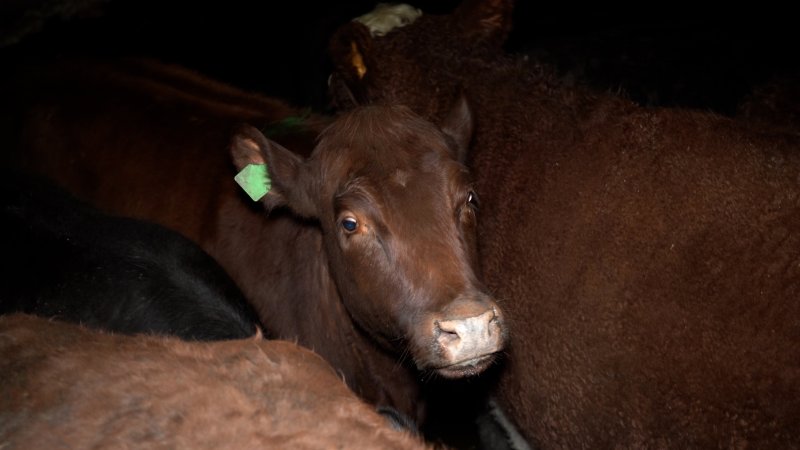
[466,191,479,210]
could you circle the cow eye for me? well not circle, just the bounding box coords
[466,191,479,210]
[341,217,358,232]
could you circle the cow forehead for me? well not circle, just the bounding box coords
[313,106,459,186]
[338,159,457,199]
[391,169,409,187]
[323,129,451,166]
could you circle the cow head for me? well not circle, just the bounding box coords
[230,98,507,378]
[328,0,515,121]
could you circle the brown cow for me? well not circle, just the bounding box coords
[0,57,507,428]
[0,313,428,449]
[329,1,800,448]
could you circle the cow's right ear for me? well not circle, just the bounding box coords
[230,125,316,218]
[440,92,474,164]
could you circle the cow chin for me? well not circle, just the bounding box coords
[432,353,498,379]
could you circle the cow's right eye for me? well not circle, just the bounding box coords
[341,217,358,233]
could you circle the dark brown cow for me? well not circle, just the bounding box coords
[329,1,800,448]
[0,313,428,449]
[0,58,507,426]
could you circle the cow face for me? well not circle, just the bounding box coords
[230,98,507,378]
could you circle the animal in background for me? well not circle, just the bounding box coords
[0,171,260,341]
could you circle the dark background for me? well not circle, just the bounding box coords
[2,1,798,116]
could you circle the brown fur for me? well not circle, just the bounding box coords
[0,57,507,426]
[329,1,800,447]
[0,313,428,449]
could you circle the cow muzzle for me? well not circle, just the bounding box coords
[422,298,507,378]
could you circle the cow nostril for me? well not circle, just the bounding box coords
[439,329,459,345]
[434,320,461,346]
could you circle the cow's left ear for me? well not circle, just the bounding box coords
[440,93,474,164]
[230,125,316,218]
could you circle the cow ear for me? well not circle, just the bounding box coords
[440,93,474,164]
[328,21,372,109]
[454,0,514,48]
[230,125,316,218]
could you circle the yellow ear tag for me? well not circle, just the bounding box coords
[234,164,271,202]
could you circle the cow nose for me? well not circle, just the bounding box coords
[435,308,503,365]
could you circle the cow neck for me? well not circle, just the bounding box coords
[347,325,426,423]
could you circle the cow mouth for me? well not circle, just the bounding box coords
[434,353,496,379]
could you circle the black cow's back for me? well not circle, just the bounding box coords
[0,171,261,341]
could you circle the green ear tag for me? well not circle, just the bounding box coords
[234,164,271,201]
